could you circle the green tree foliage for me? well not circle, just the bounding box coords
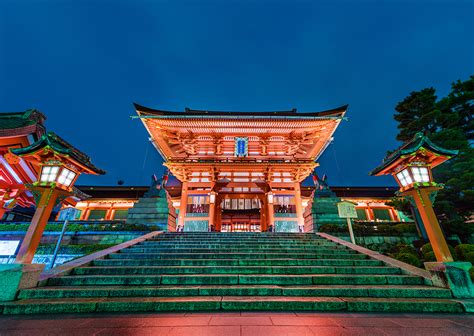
[393,76,473,240]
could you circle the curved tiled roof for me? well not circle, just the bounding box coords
[11,131,105,175]
[370,132,459,175]
[134,103,348,119]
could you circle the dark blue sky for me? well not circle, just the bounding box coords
[1,0,472,187]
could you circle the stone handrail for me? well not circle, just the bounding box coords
[39,231,163,282]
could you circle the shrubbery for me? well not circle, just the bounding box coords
[318,224,347,233]
[455,244,474,260]
[393,223,417,234]
[453,244,474,281]
[387,243,421,267]
[421,243,457,262]
[394,252,421,267]
[319,223,417,236]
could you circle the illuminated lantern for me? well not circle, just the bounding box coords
[370,132,458,262]
[9,132,105,264]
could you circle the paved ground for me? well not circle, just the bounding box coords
[0,312,473,335]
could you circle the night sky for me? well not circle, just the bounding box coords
[1,0,472,187]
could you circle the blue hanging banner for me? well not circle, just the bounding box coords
[234,137,248,157]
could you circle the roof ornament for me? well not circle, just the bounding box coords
[144,169,169,198]
[312,171,336,198]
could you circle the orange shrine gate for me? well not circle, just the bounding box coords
[134,104,347,232]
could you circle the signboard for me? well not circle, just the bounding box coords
[337,201,357,218]
[57,207,81,221]
[337,201,357,245]
[0,240,20,256]
[234,137,248,157]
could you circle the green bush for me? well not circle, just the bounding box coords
[319,224,346,233]
[352,224,366,234]
[424,251,436,262]
[388,243,417,255]
[394,252,421,267]
[375,224,397,234]
[421,243,456,261]
[455,244,474,260]
[470,267,474,281]
[464,252,474,264]
[365,242,394,254]
[393,223,417,234]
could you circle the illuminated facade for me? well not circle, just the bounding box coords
[133,103,349,232]
[55,186,405,230]
[0,110,46,218]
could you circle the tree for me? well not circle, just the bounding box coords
[392,76,473,241]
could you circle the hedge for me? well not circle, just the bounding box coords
[455,244,474,260]
[393,252,421,267]
[421,242,457,261]
[318,223,418,236]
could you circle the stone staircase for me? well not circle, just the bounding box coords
[1,232,465,314]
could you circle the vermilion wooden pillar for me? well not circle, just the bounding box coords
[403,188,453,262]
[15,187,70,264]
[294,182,304,227]
[177,181,188,229]
[266,193,274,230]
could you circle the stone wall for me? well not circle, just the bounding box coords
[334,234,420,246]
[0,231,143,246]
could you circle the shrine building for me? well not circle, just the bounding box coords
[134,103,347,232]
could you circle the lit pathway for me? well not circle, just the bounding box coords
[0,312,473,335]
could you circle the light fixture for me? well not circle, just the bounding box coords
[395,168,412,187]
[57,168,77,187]
[370,132,459,262]
[410,166,430,182]
[40,165,60,183]
[267,192,274,204]
[39,165,78,188]
[209,192,216,204]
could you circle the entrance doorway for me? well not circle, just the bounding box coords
[217,196,263,232]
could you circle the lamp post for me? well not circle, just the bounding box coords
[370,132,458,262]
[9,132,105,264]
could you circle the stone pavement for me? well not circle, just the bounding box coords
[0,312,472,336]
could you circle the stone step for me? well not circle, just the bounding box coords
[93,258,385,267]
[17,285,452,300]
[124,248,357,254]
[1,296,464,314]
[155,237,323,240]
[72,265,401,276]
[108,252,368,260]
[148,238,327,243]
[5,232,458,316]
[139,242,342,247]
[47,274,425,286]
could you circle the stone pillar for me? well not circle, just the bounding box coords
[408,188,453,262]
[294,182,304,228]
[425,261,474,298]
[16,188,60,264]
[177,181,188,230]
